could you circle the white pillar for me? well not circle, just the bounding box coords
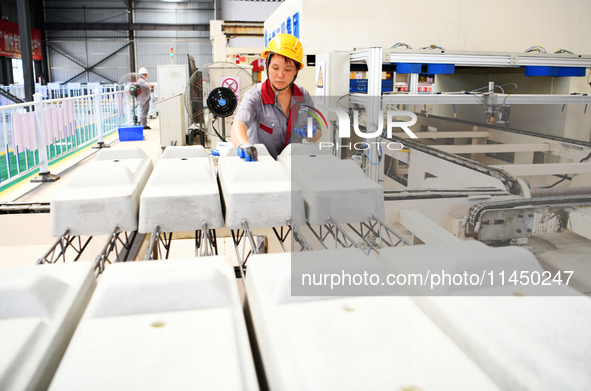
[33,93,49,174]
[31,93,59,182]
[366,47,383,183]
[94,88,104,144]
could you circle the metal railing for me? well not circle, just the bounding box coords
[0,87,132,189]
[0,84,123,106]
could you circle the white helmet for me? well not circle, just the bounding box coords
[138,67,148,75]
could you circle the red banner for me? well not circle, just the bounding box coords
[0,20,43,60]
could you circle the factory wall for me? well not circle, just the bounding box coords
[134,1,214,72]
[44,0,214,84]
[44,1,130,83]
[266,0,591,55]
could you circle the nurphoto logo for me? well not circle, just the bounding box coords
[303,106,418,151]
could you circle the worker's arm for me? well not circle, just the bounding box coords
[230,120,258,161]
[301,91,322,143]
[231,120,250,148]
[309,127,322,142]
[294,124,323,142]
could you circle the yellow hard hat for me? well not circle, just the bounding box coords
[261,34,304,69]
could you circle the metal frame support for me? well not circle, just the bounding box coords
[231,220,260,279]
[346,215,410,253]
[144,223,218,260]
[305,217,364,251]
[196,222,218,257]
[94,226,138,276]
[304,215,410,252]
[145,225,173,261]
[37,229,93,265]
[289,219,312,251]
[46,43,127,84]
[271,219,313,253]
[368,215,411,247]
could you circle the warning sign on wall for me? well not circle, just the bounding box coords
[221,76,240,101]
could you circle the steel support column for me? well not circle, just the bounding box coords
[128,4,136,73]
[16,0,35,102]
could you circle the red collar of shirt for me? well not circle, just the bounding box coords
[261,78,304,105]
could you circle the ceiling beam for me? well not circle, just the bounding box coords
[40,23,210,31]
[121,0,132,11]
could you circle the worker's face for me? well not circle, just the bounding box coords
[268,55,297,90]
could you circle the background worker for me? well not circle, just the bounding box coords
[137,67,154,129]
[231,33,322,160]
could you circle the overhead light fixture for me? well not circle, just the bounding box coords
[160,0,187,3]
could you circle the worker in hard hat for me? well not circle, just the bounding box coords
[231,33,322,160]
[137,67,154,129]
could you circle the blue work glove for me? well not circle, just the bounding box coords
[237,143,258,162]
[294,124,318,140]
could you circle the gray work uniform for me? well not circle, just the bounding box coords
[234,79,319,159]
[137,77,151,126]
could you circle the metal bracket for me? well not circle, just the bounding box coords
[477,207,535,243]
[37,229,93,265]
[94,226,137,276]
[272,219,313,253]
[196,223,218,257]
[305,217,363,251]
[231,220,260,279]
[145,225,173,261]
[304,216,409,252]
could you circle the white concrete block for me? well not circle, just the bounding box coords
[379,241,545,295]
[138,146,224,233]
[217,144,305,229]
[0,262,96,391]
[48,257,258,391]
[413,288,591,391]
[278,144,385,225]
[50,147,154,236]
[379,241,591,390]
[280,143,332,156]
[161,144,209,159]
[245,250,501,391]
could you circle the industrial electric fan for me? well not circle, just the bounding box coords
[184,62,254,144]
[119,72,143,125]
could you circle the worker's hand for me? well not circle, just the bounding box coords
[237,143,258,162]
[294,124,318,140]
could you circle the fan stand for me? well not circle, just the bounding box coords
[220,118,226,139]
[132,96,139,125]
